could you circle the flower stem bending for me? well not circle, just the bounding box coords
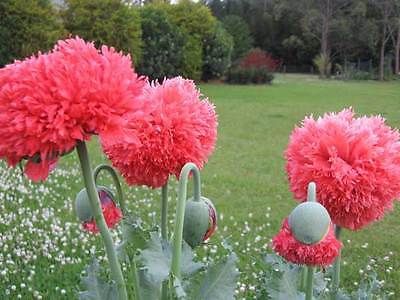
[93,163,142,300]
[93,164,126,214]
[171,162,201,278]
[331,226,342,300]
[76,141,128,300]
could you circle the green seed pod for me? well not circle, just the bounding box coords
[183,196,217,248]
[288,201,331,245]
[75,186,115,222]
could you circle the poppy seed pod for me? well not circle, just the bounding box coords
[75,186,122,233]
[288,201,331,245]
[183,197,217,248]
[75,186,112,221]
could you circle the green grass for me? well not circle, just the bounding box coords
[200,74,400,297]
[0,74,399,299]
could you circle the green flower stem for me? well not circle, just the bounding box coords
[171,163,201,279]
[160,182,169,300]
[128,254,141,300]
[161,182,169,240]
[303,182,317,300]
[331,226,342,300]
[307,182,316,202]
[76,141,128,300]
[93,164,126,214]
[300,267,307,291]
[93,163,142,300]
[305,266,314,300]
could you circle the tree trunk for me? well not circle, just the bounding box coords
[395,26,400,75]
[379,24,388,81]
[379,39,385,81]
[320,0,331,78]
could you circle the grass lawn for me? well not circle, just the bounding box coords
[0,74,399,299]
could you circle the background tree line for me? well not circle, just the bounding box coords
[206,0,400,80]
[0,0,238,82]
[1,0,399,81]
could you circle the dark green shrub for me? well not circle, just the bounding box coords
[164,0,216,41]
[0,0,65,66]
[138,5,186,81]
[63,0,142,63]
[181,35,202,81]
[164,0,217,80]
[225,67,274,84]
[202,23,233,81]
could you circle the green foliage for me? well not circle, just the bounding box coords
[165,0,216,41]
[313,53,331,78]
[0,0,65,66]
[260,254,305,300]
[181,35,203,81]
[222,15,253,61]
[185,253,239,300]
[139,233,204,286]
[202,23,234,81]
[225,67,274,84]
[116,217,150,261]
[62,0,142,63]
[164,0,218,80]
[137,5,186,81]
[137,269,162,300]
[79,260,117,300]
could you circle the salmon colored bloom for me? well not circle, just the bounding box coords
[82,189,122,234]
[272,218,342,266]
[285,109,400,230]
[0,37,145,181]
[103,77,218,188]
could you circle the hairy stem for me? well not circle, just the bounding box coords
[161,182,169,240]
[331,225,342,300]
[160,182,169,300]
[93,164,126,214]
[76,142,128,300]
[305,266,314,300]
[171,163,201,278]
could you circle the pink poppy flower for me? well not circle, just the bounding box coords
[285,109,400,230]
[272,218,342,266]
[0,37,145,181]
[103,77,217,188]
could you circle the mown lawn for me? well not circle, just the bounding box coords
[0,74,399,299]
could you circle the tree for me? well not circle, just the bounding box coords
[301,0,352,77]
[62,0,142,63]
[371,0,396,80]
[395,20,400,74]
[222,15,253,61]
[0,0,65,66]
[165,0,216,41]
[202,23,234,80]
[137,5,186,81]
[164,0,218,80]
[391,1,400,74]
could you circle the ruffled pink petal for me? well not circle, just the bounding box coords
[103,77,218,188]
[24,159,58,182]
[285,108,400,230]
[0,36,145,181]
[272,218,342,267]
